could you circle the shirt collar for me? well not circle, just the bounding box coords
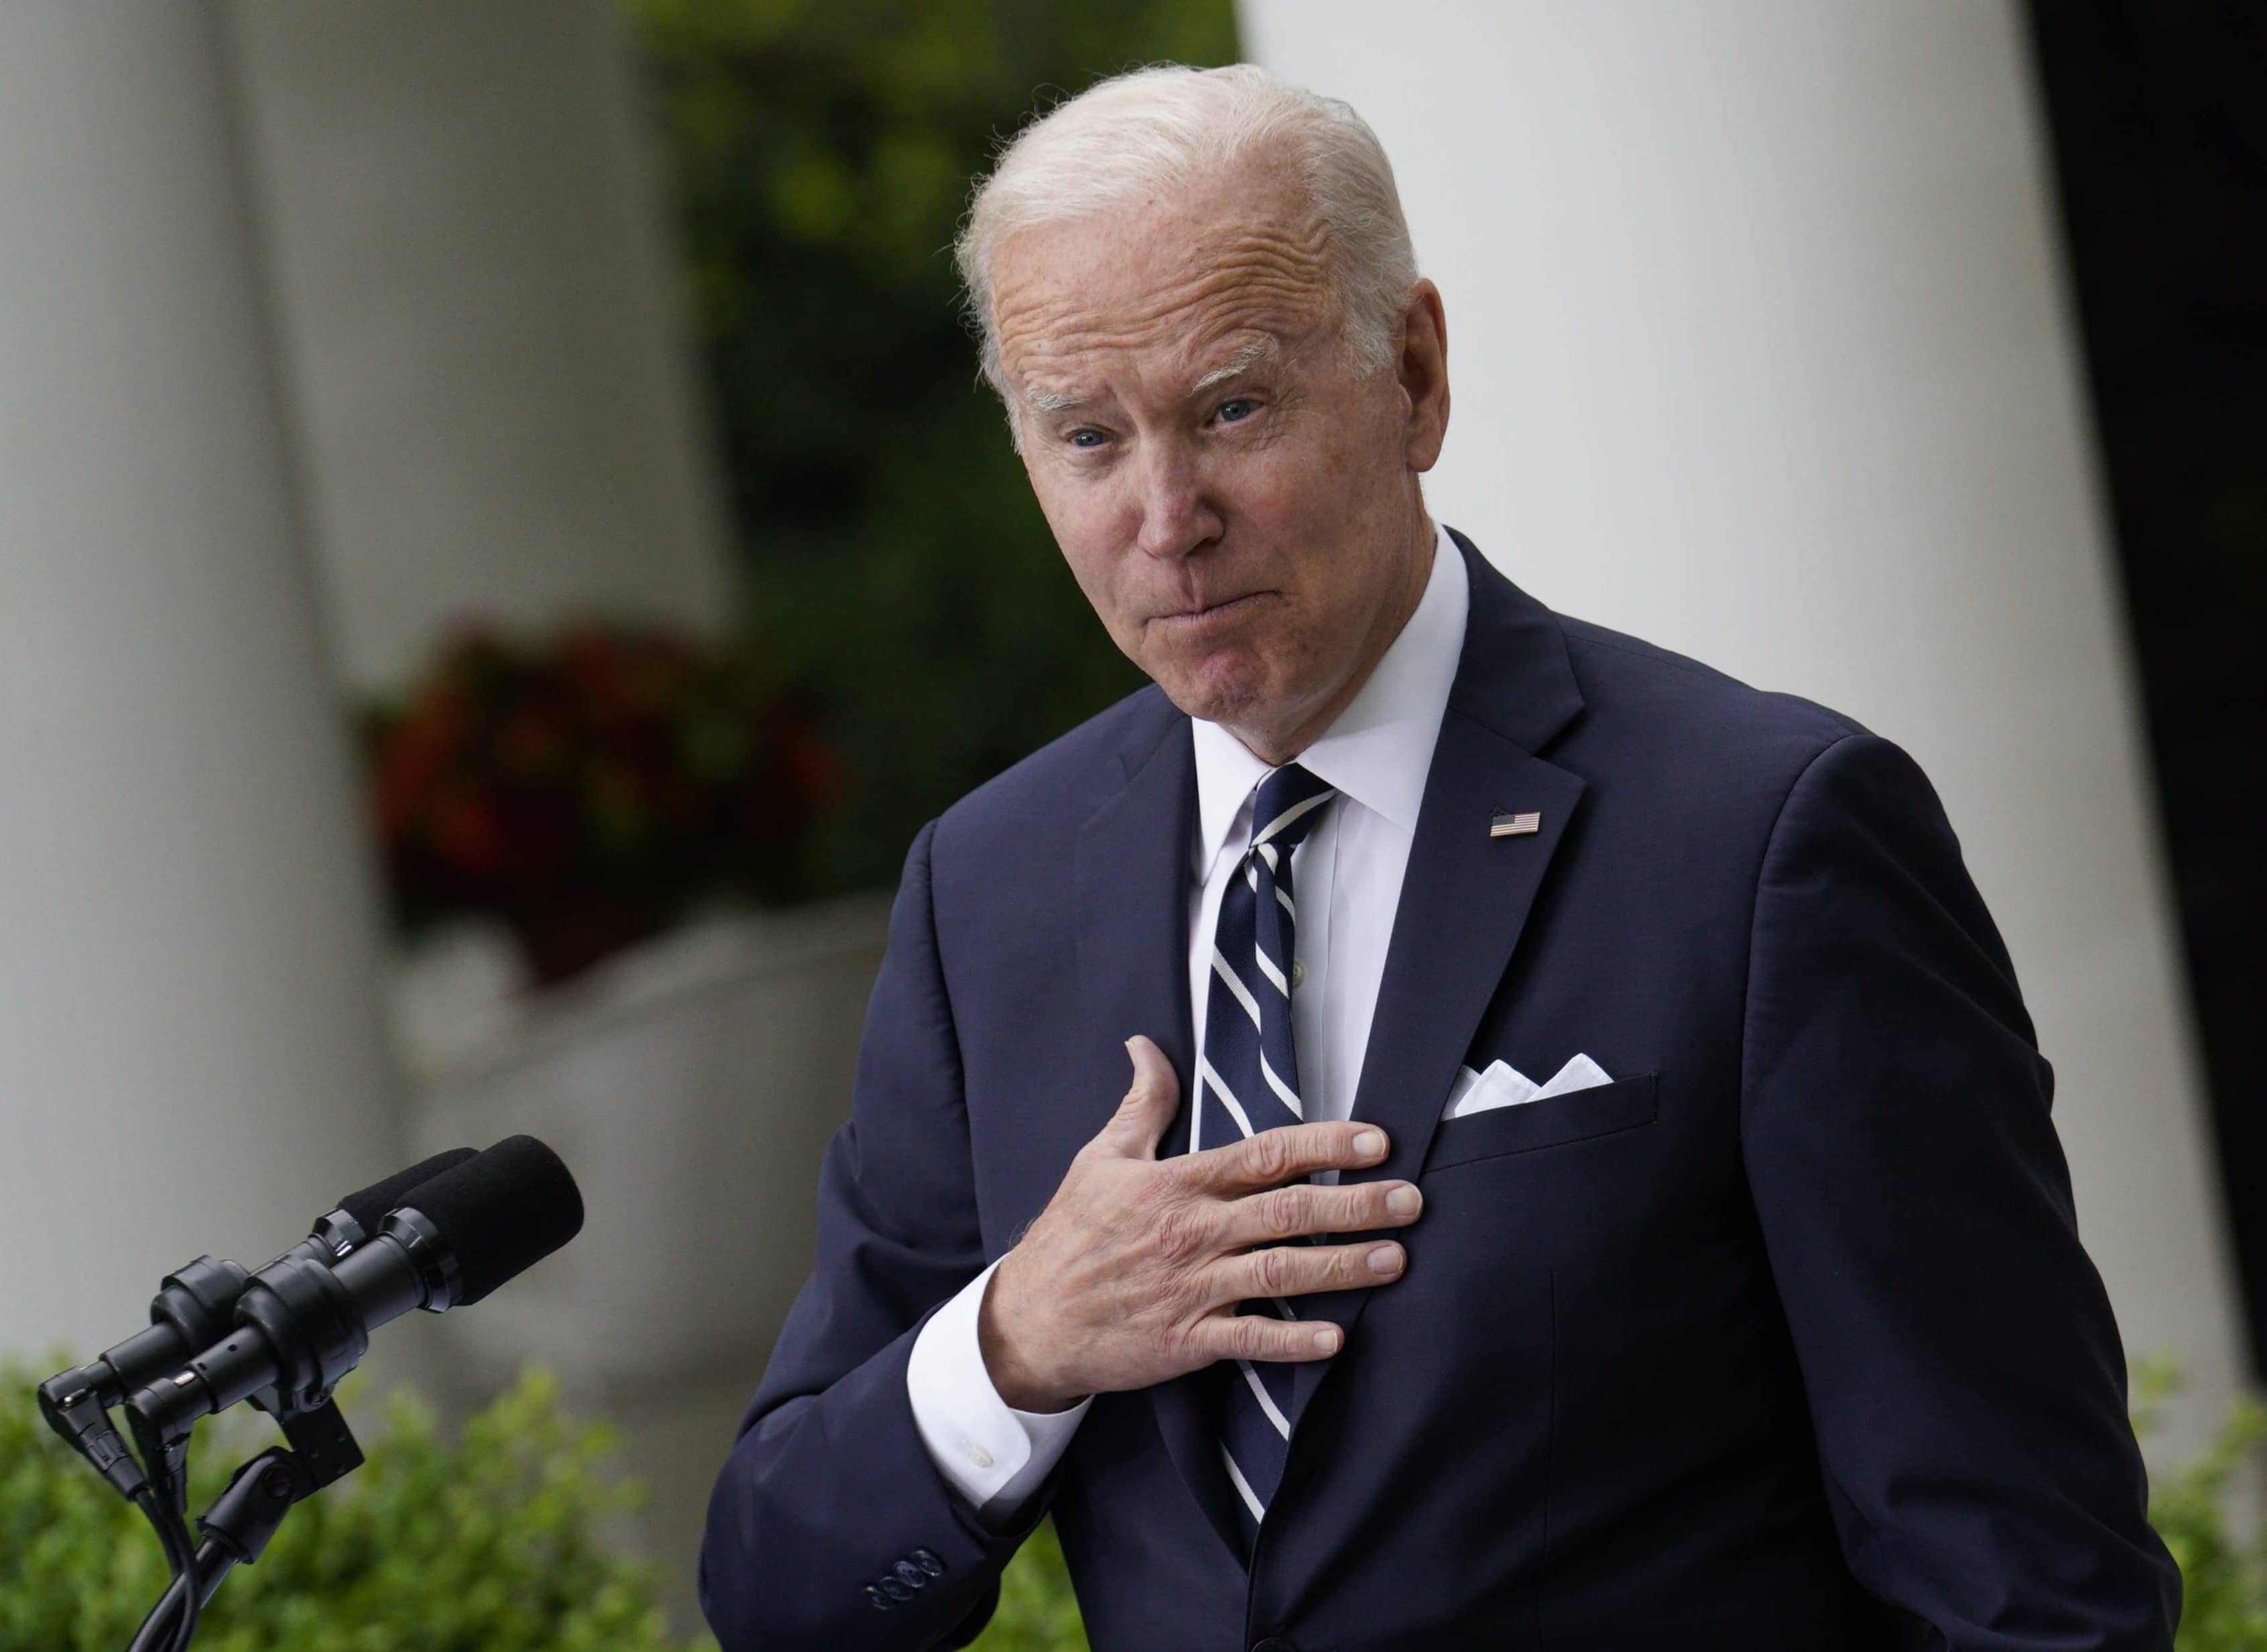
[1190,520,1471,873]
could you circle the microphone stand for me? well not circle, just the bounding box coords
[123,1392,365,1652]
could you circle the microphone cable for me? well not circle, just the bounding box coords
[126,1479,200,1652]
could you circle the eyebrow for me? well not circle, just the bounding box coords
[1190,336,1282,393]
[1018,336,1287,420]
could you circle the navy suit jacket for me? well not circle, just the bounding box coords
[702,531,2177,1651]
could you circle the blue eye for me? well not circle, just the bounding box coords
[1068,429,1106,449]
[1216,398,1255,424]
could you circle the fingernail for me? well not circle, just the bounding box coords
[1386,1185,1421,1218]
[1314,1327,1341,1353]
[1367,1243,1403,1274]
[1353,1129,1386,1160]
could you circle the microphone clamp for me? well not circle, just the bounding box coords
[378,1206,465,1314]
[123,1204,469,1439]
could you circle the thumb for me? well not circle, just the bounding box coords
[1102,1034,1181,1159]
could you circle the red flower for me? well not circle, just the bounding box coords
[362,621,838,980]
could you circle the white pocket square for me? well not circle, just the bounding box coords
[1443,1054,1615,1119]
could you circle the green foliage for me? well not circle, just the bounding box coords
[2132,1357,2267,1649]
[1,1354,1091,1651]
[971,1517,1087,1652]
[0,1362,706,1652]
[619,0,1239,892]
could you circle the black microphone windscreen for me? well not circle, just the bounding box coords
[335,1148,479,1236]
[402,1136,584,1307]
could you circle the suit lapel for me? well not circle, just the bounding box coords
[1075,705,1247,1558]
[1287,531,1589,1426]
[1075,700,1199,1151]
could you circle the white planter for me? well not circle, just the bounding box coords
[389,894,892,1398]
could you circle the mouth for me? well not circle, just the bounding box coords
[1152,590,1274,627]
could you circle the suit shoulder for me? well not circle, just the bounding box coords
[1552,613,1875,800]
[929,682,1176,865]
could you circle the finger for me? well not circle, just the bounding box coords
[1195,1308,1345,1364]
[1211,1238,1406,1308]
[1184,1119,1390,1194]
[1215,1179,1422,1250]
[1096,1034,1181,1159]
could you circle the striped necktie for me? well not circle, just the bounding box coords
[1193,760,1337,1555]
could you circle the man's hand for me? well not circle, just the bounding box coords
[979,1034,1422,1413]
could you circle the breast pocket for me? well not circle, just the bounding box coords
[1422,1072,1660,1173]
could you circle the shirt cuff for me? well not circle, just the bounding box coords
[907,1256,1093,1519]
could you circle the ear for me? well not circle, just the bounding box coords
[1398,279,1450,472]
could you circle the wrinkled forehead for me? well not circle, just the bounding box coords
[989,176,1337,403]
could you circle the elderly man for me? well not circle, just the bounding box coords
[700,64,2176,1651]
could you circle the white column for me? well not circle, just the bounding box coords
[222,0,733,698]
[0,4,404,1362]
[1240,0,2242,1452]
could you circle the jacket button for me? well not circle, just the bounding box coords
[878,1576,915,1601]
[892,1560,928,1589]
[1252,1640,1298,1652]
[864,1586,895,1611]
[910,1547,946,1577]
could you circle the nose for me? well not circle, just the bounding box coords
[1131,438,1222,562]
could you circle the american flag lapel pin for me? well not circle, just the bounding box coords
[1490,810,1542,838]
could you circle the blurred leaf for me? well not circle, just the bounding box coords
[0,1362,706,1652]
[2130,1360,2267,1649]
[971,1518,1088,1652]
[3,1356,1089,1651]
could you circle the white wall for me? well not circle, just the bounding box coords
[1240,0,2242,1452]
[223,0,733,696]
[0,3,406,1365]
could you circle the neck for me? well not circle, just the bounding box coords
[1225,511,1438,767]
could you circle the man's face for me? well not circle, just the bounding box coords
[989,155,1445,749]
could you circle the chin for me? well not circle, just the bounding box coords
[1150,654,1278,728]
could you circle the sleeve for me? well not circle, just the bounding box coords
[907,1258,1095,1523]
[699,821,1068,1651]
[1740,733,2181,1651]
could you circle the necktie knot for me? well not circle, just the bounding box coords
[1247,762,1336,863]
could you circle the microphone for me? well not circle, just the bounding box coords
[38,1149,477,1492]
[310,1146,487,1259]
[40,1149,478,1417]
[123,1136,583,1440]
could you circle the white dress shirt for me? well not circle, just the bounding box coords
[906,523,1470,1523]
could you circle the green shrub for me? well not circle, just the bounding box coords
[971,1517,1087,1651]
[2132,1357,2267,1649]
[0,1363,704,1652]
[0,1358,1091,1651]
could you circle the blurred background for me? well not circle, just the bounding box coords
[0,0,2258,1641]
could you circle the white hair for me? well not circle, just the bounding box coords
[955,63,1419,410]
